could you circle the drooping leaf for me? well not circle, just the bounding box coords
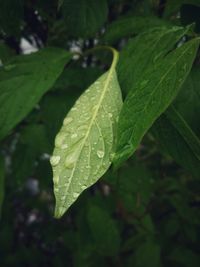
[117,26,191,94]
[0,47,71,140]
[102,16,171,44]
[114,38,199,167]
[62,0,108,38]
[153,108,200,178]
[166,106,200,161]
[0,156,5,217]
[174,67,200,135]
[51,49,123,218]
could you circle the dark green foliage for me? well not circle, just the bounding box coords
[0,0,200,267]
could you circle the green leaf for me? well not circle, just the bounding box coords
[0,47,71,140]
[174,67,200,135]
[11,124,51,185]
[133,239,161,267]
[87,204,120,256]
[166,106,200,161]
[0,156,5,217]
[51,49,123,218]
[62,0,108,38]
[153,108,200,178]
[114,38,199,167]
[117,26,191,94]
[102,16,171,44]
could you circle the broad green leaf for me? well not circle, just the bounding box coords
[114,38,199,167]
[87,204,120,256]
[62,0,108,38]
[166,106,200,161]
[117,26,191,94]
[175,67,200,135]
[0,156,5,217]
[0,47,71,140]
[153,108,200,178]
[51,49,123,218]
[102,16,171,44]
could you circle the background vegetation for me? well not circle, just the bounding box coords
[0,0,200,266]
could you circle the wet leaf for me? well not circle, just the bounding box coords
[114,38,200,167]
[51,49,123,218]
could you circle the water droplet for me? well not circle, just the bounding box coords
[61,143,68,149]
[97,150,104,158]
[55,134,65,147]
[54,187,59,192]
[108,113,113,118]
[71,133,77,139]
[54,175,60,184]
[63,117,73,125]
[71,107,77,111]
[73,192,79,198]
[65,153,77,169]
[50,156,61,166]
[61,196,65,200]
[81,185,87,190]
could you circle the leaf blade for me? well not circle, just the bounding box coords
[0,47,71,140]
[114,38,200,167]
[51,51,123,218]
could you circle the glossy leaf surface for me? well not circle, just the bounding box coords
[51,51,123,218]
[114,38,199,167]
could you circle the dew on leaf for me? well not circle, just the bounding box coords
[63,117,73,125]
[50,156,61,166]
[97,150,105,158]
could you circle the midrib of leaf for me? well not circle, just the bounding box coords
[58,47,119,207]
[123,39,198,147]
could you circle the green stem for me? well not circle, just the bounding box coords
[78,45,119,69]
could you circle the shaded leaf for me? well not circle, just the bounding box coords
[0,47,71,140]
[153,113,200,178]
[87,204,120,256]
[166,106,200,161]
[175,67,200,135]
[114,38,199,167]
[0,156,5,217]
[62,0,108,38]
[12,124,51,185]
[117,26,190,94]
[51,50,122,218]
[102,16,171,44]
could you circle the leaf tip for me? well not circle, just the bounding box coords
[54,205,66,219]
